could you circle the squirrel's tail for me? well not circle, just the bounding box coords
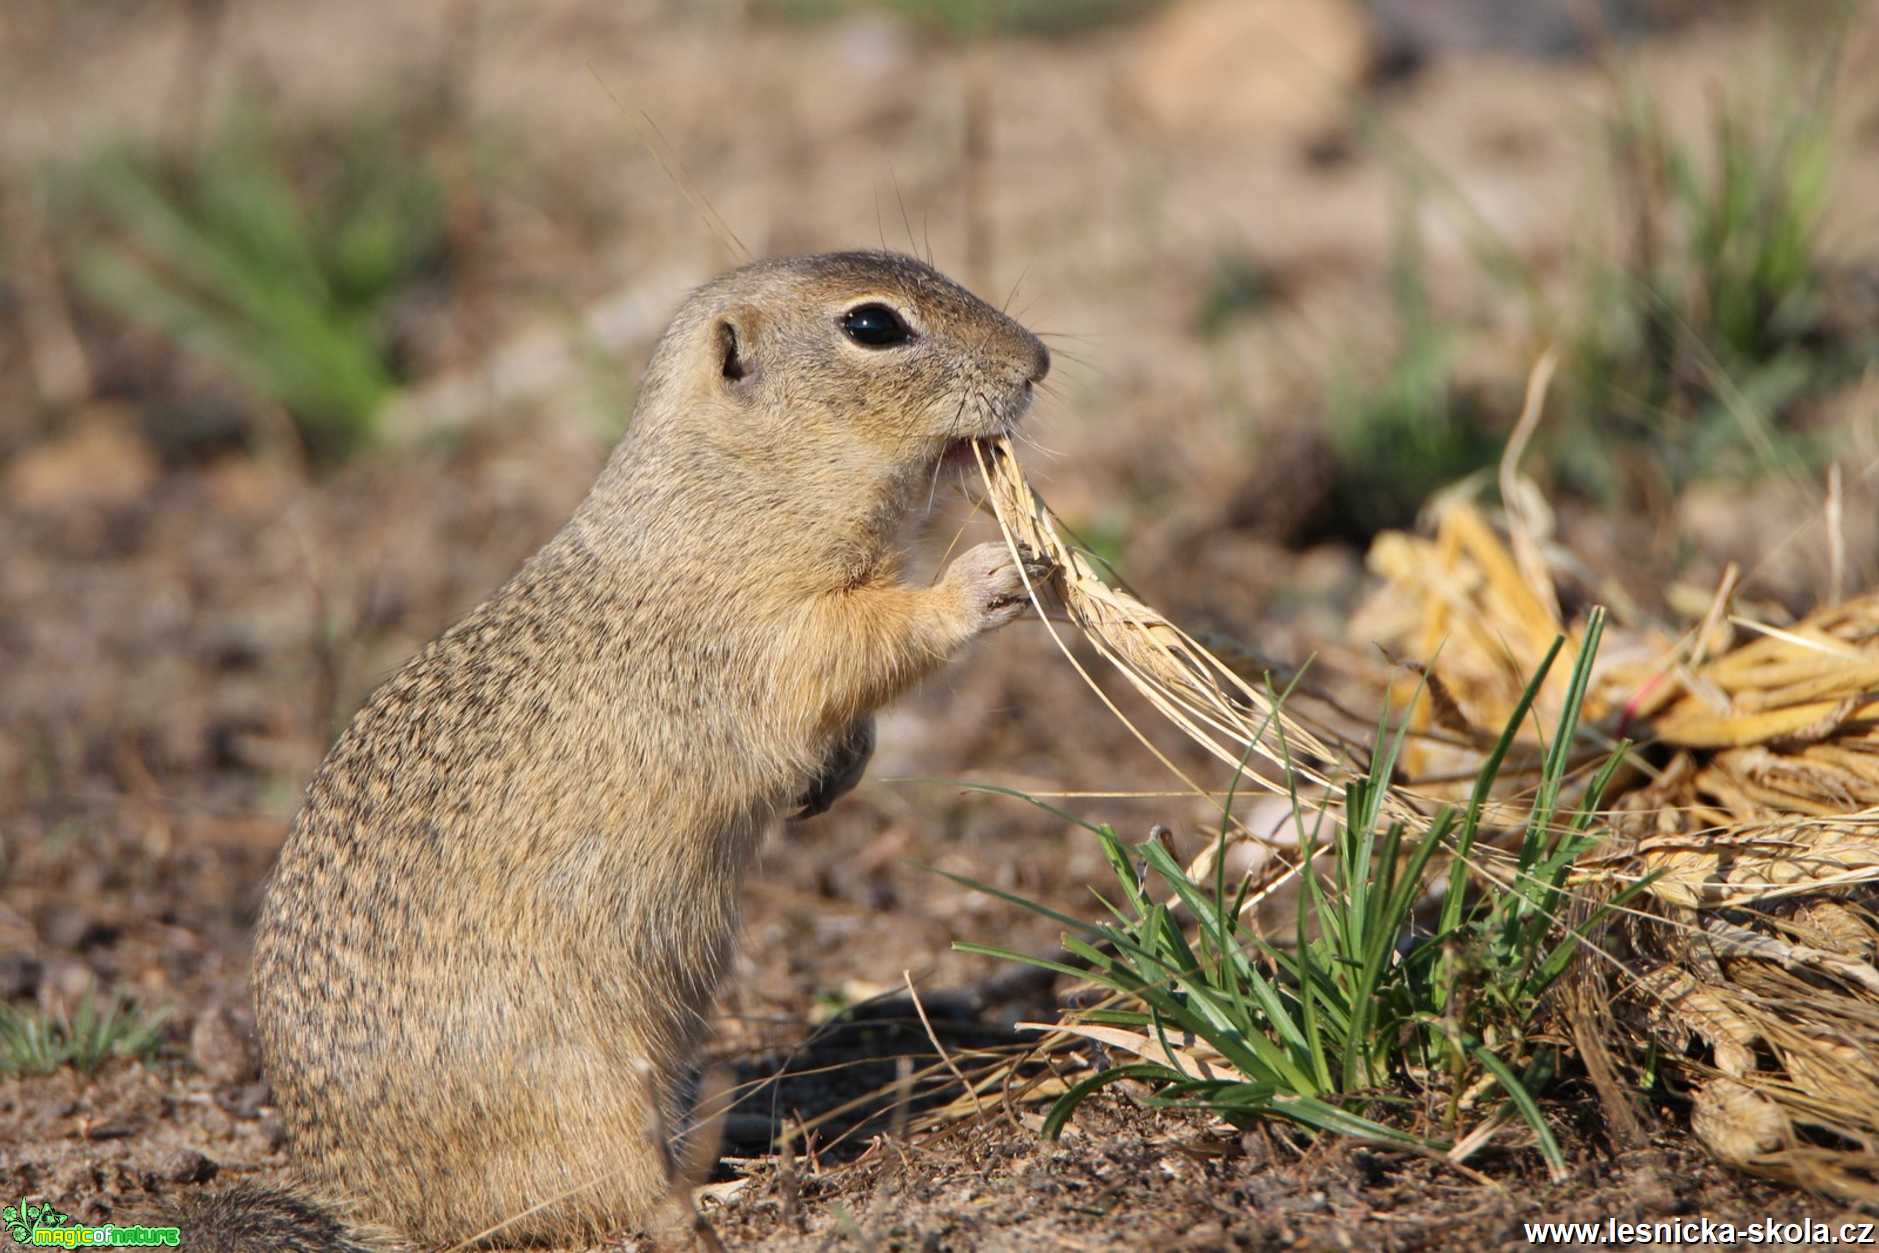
[168,1183,392,1252]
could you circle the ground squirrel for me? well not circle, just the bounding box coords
[179,251,1050,1249]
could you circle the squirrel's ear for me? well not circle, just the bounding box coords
[715,309,762,390]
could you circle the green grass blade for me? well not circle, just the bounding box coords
[1472,1046,1566,1177]
[1042,1064,1182,1140]
[1522,607,1607,874]
[932,868,1102,935]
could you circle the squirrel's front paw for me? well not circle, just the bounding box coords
[791,716,875,820]
[945,542,1052,632]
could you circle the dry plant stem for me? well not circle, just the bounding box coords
[777,1124,802,1231]
[1497,348,1564,630]
[971,439,1422,834]
[1689,562,1741,672]
[971,444,1226,801]
[1827,462,1846,606]
[1242,372,1879,1203]
[3,183,93,408]
[973,434,1446,936]
[798,1116,824,1176]
[904,970,985,1116]
[890,1056,915,1145]
[1443,1112,1513,1176]
[1701,918,1879,995]
[587,66,750,265]
[973,423,1879,1207]
[1565,974,1650,1151]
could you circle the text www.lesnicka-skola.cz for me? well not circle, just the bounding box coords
[1524,1217,1875,1246]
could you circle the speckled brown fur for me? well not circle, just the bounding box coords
[189,252,1047,1249]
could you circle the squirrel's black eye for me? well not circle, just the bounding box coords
[840,303,913,348]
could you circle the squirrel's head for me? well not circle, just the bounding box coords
[618,251,1048,530]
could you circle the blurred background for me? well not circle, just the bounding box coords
[3,0,1877,1234]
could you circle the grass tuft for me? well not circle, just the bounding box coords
[951,608,1651,1166]
[1193,251,1281,338]
[1318,41,1860,516]
[1557,63,1848,492]
[0,991,170,1078]
[61,102,449,463]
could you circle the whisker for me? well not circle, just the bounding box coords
[927,453,947,515]
[1041,349,1109,382]
[1002,265,1032,315]
[1012,427,1065,460]
[1043,347,1099,370]
[931,388,973,514]
[891,167,916,258]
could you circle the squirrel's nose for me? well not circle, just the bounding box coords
[1028,338,1051,384]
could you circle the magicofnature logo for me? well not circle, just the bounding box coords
[4,1198,179,1248]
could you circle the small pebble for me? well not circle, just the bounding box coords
[157,1147,219,1184]
[223,1081,271,1119]
[190,1006,256,1086]
[0,953,43,998]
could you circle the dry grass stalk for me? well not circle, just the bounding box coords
[1351,496,1672,796]
[1593,597,1879,1201]
[973,439,1423,855]
[1352,463,1879,1202]
[972,421,1879,1202]
[944,378,1879,1207]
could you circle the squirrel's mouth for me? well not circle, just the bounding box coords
[939,433,1005,476]
[936,394,1026,478]
[940,438,980,470]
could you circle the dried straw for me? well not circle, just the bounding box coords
[972,439,1422,842]
[1352,461,1879,1202]
[967,410,1879,1203]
